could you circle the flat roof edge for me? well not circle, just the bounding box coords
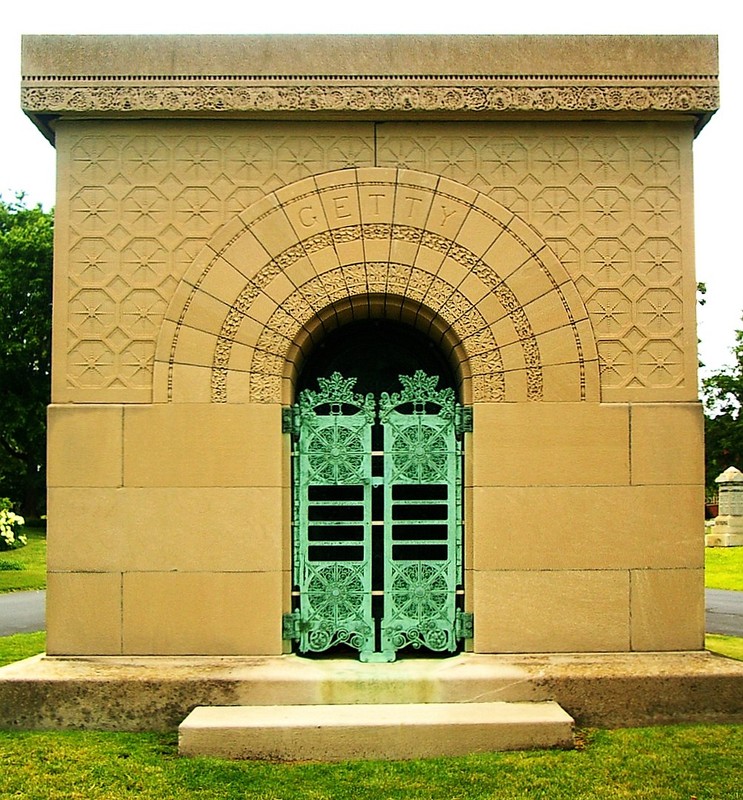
[20,34,719,143]
[21,34,719,79]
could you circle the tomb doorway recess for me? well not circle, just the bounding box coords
[284,318,471,662]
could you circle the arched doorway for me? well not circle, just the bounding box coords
[284,319,472,662]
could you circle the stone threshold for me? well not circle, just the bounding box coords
[1,651,742,731]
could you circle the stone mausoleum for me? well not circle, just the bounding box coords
[21,33,717,663]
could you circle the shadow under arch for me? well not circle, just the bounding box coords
[288,293,469,404]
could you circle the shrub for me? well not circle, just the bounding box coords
[0,498,26,550]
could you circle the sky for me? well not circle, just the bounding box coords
[1,0,740,376]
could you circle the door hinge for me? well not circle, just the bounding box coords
[282,610,301,640]
[455,610,474,640]
[282,407,295,435]
[456,406,473,434]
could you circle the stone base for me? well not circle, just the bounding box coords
[179,701,574,760]
[705,532,743,547]
[2,651,743,732]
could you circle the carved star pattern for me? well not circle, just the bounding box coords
[533,188,579,231]
[637,292,682,333]
[585,189,629,230]
[636,239,681,282]
[71,292,114,330]
[636,189,680,231]
[62,131,688,398]
[638,342,682,384]
[598,343,633,383]
[480,140,527,180]
[69,342,115,383]
[586,240,630,282]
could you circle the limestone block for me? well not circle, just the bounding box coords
[178,701,575,760]
[123,403,283,487]
[122,571,283,655]
[472,570,630,653]
[713,466,743,538]
[630,403,704,485]
[540,363,585,403]
[630,569,704,651]
[712,516,743,537]
[47,487,286,573]
[471,403,629,487]
[471,485,703,571]
[46,572,121,655]
[23,35,719,82]
[176,289,233,339]
[215,227,271,283]
[47,405,122,487]
[705,532,743,547]
[165,364,215,404]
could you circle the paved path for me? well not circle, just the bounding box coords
[706,588,743,637]
[0,590,45,635]
[0,588,742,638]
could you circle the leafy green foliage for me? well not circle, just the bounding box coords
[703,317,743,495]
[0,196,53,517]
[0,496,27,550]
[0,526,46,592]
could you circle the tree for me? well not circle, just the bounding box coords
[702,316,743,496]
[0,196,53,517]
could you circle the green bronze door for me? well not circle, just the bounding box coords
[285,371,471,662]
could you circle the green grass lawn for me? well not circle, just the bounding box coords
[705,546,743,591]
[0,526,46,593]
[0,725,742,799]
[2,629,743,797]
[0,631,45,667]
[706,633,743,661]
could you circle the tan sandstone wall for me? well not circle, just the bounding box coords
[46,117,704,655]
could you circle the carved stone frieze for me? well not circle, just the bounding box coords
[22,83,719,116]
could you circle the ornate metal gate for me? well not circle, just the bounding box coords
[284,371,472,662]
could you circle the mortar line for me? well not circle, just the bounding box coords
[628,403,633,486]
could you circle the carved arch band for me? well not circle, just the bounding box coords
[155,168,599,405]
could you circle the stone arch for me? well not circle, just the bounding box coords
[286,293,472,403]
[155,167,599,404]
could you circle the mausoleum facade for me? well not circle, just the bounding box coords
[22,34,717,659]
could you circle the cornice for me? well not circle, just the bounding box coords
[21,78,719,115]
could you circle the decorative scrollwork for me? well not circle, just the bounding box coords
[305,425,365,484]
[306,563,365,619]
[389,423,449,484]
[298,372,374,419]
[302,563,371,653]
[383,562,455,653]
[22,83,720,116]
[379,370,456,421]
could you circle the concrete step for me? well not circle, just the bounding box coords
[178,701,574,761]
